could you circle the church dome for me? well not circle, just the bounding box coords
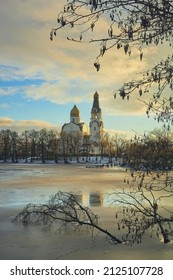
[70,105,80,116]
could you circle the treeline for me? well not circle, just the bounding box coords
[102,128,173,170]
[125,129,173,170]
[0,128,173,169]
[0,129,59,163]
[0,128,127,163]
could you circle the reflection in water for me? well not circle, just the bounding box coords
[0,165,110,208]
[82,192,103,206]
[89,192,103,206]
[0,188,110,209]
[76,192,105,207]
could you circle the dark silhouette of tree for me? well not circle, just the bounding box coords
[45,129,60,161]
[39,129,47,163]
[68,133,81,161]
[13,191,122,244]
[112,133,127,159]
[125,128,173,170]
[28,129,39,162]
[112,171,173,244]
[13,181,173,244]
[60,131,71,161]
[21,130,29,163]
[0,129,11,162]
[82,134,91,160]
[100,132,110,157]
[51,0,173,126]
[10,131,19,163]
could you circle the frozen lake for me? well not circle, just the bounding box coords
[0,163,173,260]
[0,164,121,208]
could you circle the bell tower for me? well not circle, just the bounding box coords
[89,92,103,144]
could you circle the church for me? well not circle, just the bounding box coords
[60,92,104,156]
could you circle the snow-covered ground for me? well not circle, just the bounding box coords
[0,163,173,260]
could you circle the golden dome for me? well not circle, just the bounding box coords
[70,105,80,116]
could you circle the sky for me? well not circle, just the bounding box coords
[0,0,168,138]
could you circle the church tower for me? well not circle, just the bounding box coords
[89,92,103,144]
[70,105,80,124]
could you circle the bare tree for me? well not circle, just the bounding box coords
[38,129,50,163]
[125,128,173,170]
[51,0,173,125]
[60,132,71,161]
[28,129,39,162]
[13,191,122,244]
[0,129,11,162]
[82,134,91,160]
[10,131,19,163]
[114,56,173,129]
[112,133,127,158]
[13,176,173,245]
[100,132,110,157]
[21,130,30,163]
[68,133,81,161]
[112,171,173,244]
[45,129,60,161]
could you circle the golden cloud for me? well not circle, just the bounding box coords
[1,0,170,120]
[0,117,60,133]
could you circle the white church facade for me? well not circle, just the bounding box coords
[60,92,104,157]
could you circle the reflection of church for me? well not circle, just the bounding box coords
[75,192,103,207]
[83,192,103,207]
[61,92,104,155]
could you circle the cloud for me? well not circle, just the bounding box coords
[0,117,13,127]
[0,0,170,123]
[0,117,60,133]
[102,96,147,116]
[0,86,18,97]
[104,128,133,139]
[0,103,10,109]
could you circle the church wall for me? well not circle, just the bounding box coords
[82,123,89,135]
[62,122,81,134]
[90,121,101,143]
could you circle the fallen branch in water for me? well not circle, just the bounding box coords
[12,191,122,244]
